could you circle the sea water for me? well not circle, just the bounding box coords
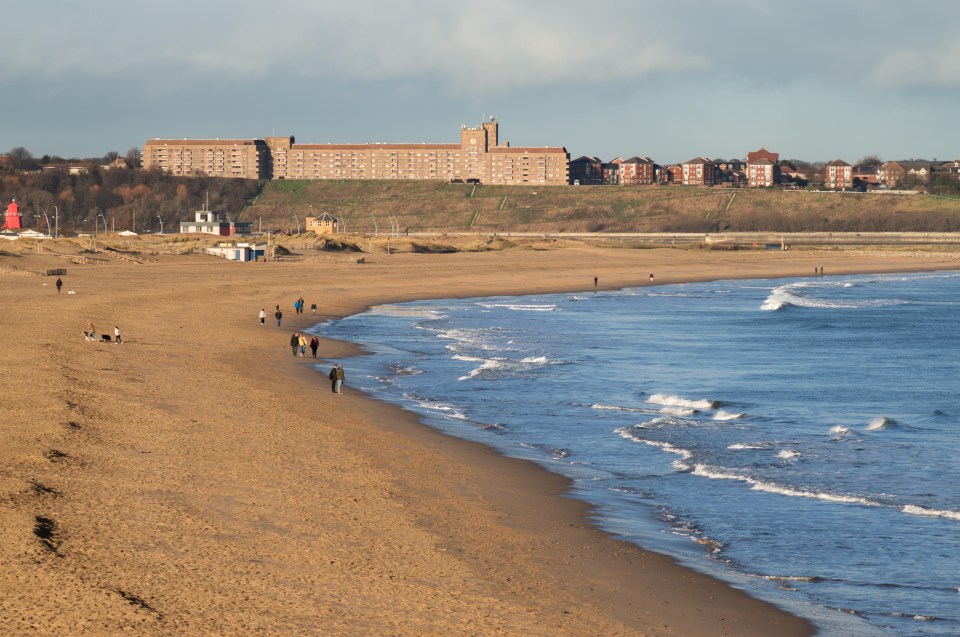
[318,272,960,636]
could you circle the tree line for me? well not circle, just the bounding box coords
[1,148,262,235]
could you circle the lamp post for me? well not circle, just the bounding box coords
[157,214,163,234]
[292,214,300,234]
[54,205,58,238]
[98,211,107,235]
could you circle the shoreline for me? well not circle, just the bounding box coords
[304,253,960,635]
[3,246,960,635]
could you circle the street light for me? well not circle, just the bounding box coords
[98,211,107,235]
[157,214,163,234]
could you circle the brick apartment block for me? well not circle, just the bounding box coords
[143,119,569,186]
[824,159,853,190]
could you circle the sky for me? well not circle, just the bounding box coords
[4,0,960,164]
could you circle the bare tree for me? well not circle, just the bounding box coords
[125,147,142,169]
[7,147,38,172]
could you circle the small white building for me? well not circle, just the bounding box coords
[180,210,252,236]
[205,242,266,262]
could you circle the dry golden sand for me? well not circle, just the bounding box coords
[3,243,960,636]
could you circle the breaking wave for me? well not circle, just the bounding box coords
[647,393,717,410]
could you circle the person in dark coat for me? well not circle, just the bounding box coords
[275,306,283,326]
[328,364,339,393]
[56,277,63,293]
[290,332,299,356]
[309,335,319,358]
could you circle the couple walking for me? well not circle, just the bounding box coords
[328,364,345,393]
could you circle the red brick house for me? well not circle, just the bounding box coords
[681,157,717,186]
[568,156,604,185]
[746,147,780,187]
[618,156,656,185]
[824,160,853,190]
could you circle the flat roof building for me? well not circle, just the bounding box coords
[180,210,252,236]
[144,118,569,186]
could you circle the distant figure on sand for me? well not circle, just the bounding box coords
[309,335,319,358]
[275,306,283,326]
[114,326,122,344]
[310,302,317,315]
[56,277,63,293]
[594,276,598,287]
[298,332,307,357]
[649,273,654,283]
[290,332,299,356]
[259,308,266,325]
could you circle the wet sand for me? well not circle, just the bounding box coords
[3,243,959,635]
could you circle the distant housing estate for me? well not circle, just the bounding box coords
[143,118,569,186]
[137,120,960,192]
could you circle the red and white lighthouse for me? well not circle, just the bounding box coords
[3,199,22,230]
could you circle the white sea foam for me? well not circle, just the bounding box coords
[452,354,485,362]
[713,409,743,421]
[777,450,800,459]
[691,464,877,506]
[728,442,773,450]
[865,417,892,431]
[760,281,906,312]
[591,403,646,413]
[370,304,445,319]
[829,425,852,439]
[902,505,960,521]
[477,302,558,312]
[647,393,715,410]
[457,355,553,381]
[615,427,693,461]
[660,406,696,416]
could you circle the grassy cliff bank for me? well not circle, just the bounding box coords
[242,180,960,234]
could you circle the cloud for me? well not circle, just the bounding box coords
[867,44,960,90]
[0,1,709,91]
[311,2,711,91]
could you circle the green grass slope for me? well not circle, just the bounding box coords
[242,180,960,234]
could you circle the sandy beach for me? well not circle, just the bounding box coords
[3,242,959,636]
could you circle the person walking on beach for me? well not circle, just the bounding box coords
[649,273,655,283]
[114,326,122,344]
[328,364,339,393]
[298,332,308,357]
[275,306,283,326]
[290,332,299,356]
[594,276,598,288]
[259,308,266,326]
[56,277,63,293]
[309,335,319,358]
[328,364,345,394]
[310,302,317,315]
